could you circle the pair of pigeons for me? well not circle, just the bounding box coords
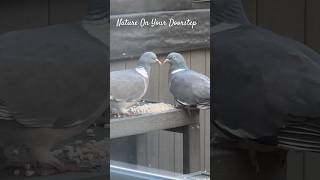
[110,52,210,115]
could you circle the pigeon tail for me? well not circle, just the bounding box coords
[212,0,250,26]
[278,119,320,152]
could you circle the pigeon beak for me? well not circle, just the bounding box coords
[164,59,170,64]
[155,59,162,65]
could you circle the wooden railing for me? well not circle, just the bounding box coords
[111,107,209,174]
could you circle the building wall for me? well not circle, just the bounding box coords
[0,0,87,33]
[242,0,320,53]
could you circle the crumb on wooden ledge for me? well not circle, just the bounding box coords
[128,102,175,115]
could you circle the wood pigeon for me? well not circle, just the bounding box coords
[213,0,320,151]
[0,0,107,172]
[164,52,210,108]
[110,52,161,115]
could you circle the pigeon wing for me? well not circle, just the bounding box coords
[1,101,106,128]
[0,23,107,129]
[264,51,320,119]
[0,99,53,128]
[170,70,210,105]
[213,26,320,139]
[111,69,147,101]
[0,100,15,121]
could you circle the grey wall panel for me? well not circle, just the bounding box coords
[111,0,192,15]
[242,0,257,24]
[0,0,49,33]
[49,0,87,24]
[110,9,210,61]
[306,0,320,53]
[257,0,305,42]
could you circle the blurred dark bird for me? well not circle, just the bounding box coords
[0,0,107,171]
[213,0,320,152]
[164,52,210,108]
[110,52,161,115]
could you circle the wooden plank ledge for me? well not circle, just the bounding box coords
[110,108,199,139]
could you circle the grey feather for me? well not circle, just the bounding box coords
[170,70,210,106]
[110,52,159,114]
[212,0,320,152]
[165,52,210,106]
[0,16,107,170]
[111,69,147,101]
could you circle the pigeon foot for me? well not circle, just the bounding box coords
[36,154,65,172]
[175,104,198,110]
[31,148,68,173]
[122,111,135,116]
[175,104,198,116]
[112,109,136,117]
[112,111,134,118]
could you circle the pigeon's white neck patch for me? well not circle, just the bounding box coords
[171,68,187,75]
[135,67,148,79]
